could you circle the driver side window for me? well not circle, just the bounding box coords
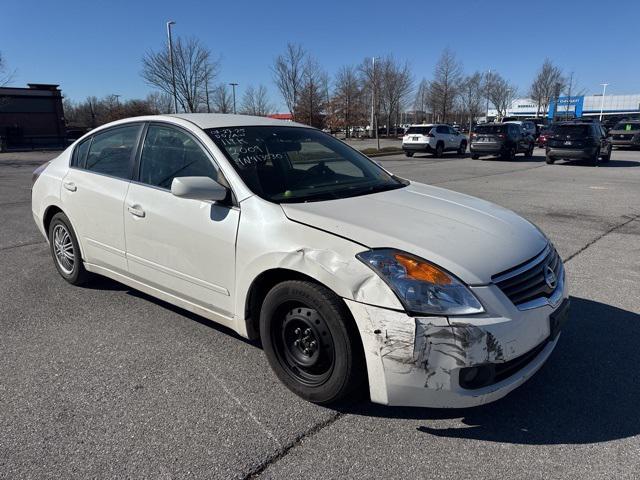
[139,125,218,189]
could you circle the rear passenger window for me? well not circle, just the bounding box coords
[139,125,218,189]
[436,126,447,134]
[85,125,140,179]
[72,138,91,168]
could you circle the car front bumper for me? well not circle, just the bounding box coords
[345,274,569,408]
[546,146,597,159]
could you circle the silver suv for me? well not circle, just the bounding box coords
[402,124,467,157]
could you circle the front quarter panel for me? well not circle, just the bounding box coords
[234,196,403,336]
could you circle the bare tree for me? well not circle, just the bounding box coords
[459,72,484,130]
[0,51,15,86]
[430,48,463,122]
[529,59,566,117]
[272,43,305,119]
[211,84,232,113]
[378,55,413,135]
[240,84,273,116]
[64,95,156,128]
[294,56,328,128]
[330,65,363,136]
[358,57,385,137]
[413,79,430,123]
[146,91,173,114]
[141,37,219,113]
[485,71,518,120]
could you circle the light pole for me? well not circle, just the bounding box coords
[229,83,238,114]
[166,21,178,114]
[485,69,491,121]
[599,83,609,121]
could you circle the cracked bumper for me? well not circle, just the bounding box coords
[345,280,569,408]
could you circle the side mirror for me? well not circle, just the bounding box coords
[171,176,228,202]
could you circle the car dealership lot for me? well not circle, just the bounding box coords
[1,148,639,479]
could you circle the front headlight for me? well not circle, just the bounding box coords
[357,249,484,316]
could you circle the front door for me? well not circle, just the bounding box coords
[123,123,239,317]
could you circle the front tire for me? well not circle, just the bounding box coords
[48,212,90,285]
[601,147,611,162]
[259,280,365,405]
[503,146,516,161]
[526,143,534,157]
[471,154,480,160]
[457,141,467,156]
[546,156,556,164]
[405,151,414,157]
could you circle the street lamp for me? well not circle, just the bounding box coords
[166,21,178,114]
[599,83,609,121]
[229,83,238,114]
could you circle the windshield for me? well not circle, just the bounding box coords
[207,126,407,203]
[406,126,433,135]
[474,125,505,134]
[613,122,640,131]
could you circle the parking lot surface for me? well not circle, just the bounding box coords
[1,148,639,479]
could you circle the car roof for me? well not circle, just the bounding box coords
[408,124,436,127]
[169,113,309,129]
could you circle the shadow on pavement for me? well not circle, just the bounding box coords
[552,159,640,167]
[343,296,640,445]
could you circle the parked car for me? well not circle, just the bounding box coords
[504,120,538,138]
[608,120,640,149]
[32,114,569,408]
[470,123,535,160]
[402,124,467,157]
[545,121,611,165]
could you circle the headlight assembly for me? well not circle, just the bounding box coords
[357,249,484,316]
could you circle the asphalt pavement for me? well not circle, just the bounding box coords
[1,148,639,479]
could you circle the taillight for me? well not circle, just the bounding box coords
[471,133,477,138]
[497,134,505,138]
[32,161,51,187]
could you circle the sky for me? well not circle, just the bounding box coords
[2,0,639,111]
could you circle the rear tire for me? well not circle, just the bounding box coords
[471,154,480,160]
[405,151,414,157]
[457,141,467,156]
[434,142,444,158]
[48,212,90,285]
[525,143,534,157]
[259,280,365,405]
[503,146,516,161]
[591,148,601,166]
[601,147,611,162]
[546,156,556,164]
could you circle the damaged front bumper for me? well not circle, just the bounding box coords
[345,280,569,408]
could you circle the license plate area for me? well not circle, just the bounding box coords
[550,299,570,339]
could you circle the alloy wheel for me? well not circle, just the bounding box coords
[52,224,75,274]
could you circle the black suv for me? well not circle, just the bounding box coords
[470,123,535,160]
[545,122,611,165]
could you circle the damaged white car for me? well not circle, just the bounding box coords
[31,114,569,408]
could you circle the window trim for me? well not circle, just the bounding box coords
[131,121,238,206]
[68,122,145,182]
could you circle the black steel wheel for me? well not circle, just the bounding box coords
[260,280,365,404]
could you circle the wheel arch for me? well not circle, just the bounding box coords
[42,205,86,260]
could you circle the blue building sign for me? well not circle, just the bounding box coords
[548,96,584,119]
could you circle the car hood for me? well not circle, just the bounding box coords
[281,182,547,285]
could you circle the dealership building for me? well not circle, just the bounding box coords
[488,93,640,120]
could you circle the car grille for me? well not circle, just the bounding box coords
[614,134,633,140]
[492,244,563,308]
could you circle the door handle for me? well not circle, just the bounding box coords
[63,181,77,192]
[127,205,146,218]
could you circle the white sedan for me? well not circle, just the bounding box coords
[31,114,569,407]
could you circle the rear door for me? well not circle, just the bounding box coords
[123,123,239,316]
[61,123,142,274]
